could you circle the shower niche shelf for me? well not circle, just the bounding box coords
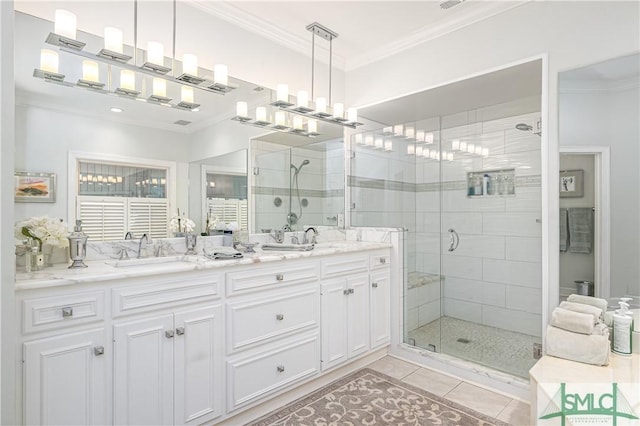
[466,168,516,197]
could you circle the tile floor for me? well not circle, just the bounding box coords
[366,356,531,425]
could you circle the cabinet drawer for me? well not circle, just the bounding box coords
[226,262,317,295]
[321,255,369,278]
[227,333,320,411]
[112,274,220,317]
[226,287,319,353]
[22,291,105,334]
[370,252,390,269]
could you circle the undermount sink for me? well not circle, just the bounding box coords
[261,243,315,252]
[105,255,200,268]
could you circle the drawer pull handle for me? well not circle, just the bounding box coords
[372,282,379,288]
[380,258,387,264]
[176,327,185,336]
[350,288,355,294]
[165,330,174,339]
[277,365,285,373]
[343,289,350,295]
[276,314,284,321]
[62,307,73,318]
[93,346,104,356]
[276,274,284,281]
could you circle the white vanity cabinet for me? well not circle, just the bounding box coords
[370,254,391,349]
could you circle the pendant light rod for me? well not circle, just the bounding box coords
[306,22,338,106]
[328,37,332,105]
[172,0,177,77]
[133,0,138,67]
[310,31,315,100]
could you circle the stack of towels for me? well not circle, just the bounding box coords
[546,294,610,366]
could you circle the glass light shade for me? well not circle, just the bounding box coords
[82,60,99,82]
[423,148,430,158]
[147,41,164,66]
[40,49,59,73]
[116,176,123,183]
[104,27,123,53]
[407,144,415,155]
[416,130,425,142]
[308,119,318,134]
[452,139,460,151]
[364,135,374,146]
[152,78,166,97]
[430,150,438,160]
[209,181,216,187]
[354,134,363,144]
[416,146,424,156]
[384,141,393,151]
[347,108,358,123]
[393,124,404,136]
[256,107,267,122]
[475,146,483,155]
[425,133,434,144]
[214,64,228,85]
[236,101,248,117]
[181,86,194,103]
[120,70,135,90]
[275,111,287,126]
[467,143,475,154]
[333,103,344,118]
[442,151,448,160]
[297,90,309,108]
[460,141,467,152]
[405,127,415,139]
[293,116,304,130]
[482,148,490,157]
[182,54,198,76]
[315,97,327,113]
[54,9,77,39]
[447,152,454,161]
[383,126,393,134]
[374,137,384,149]
[277,84,289,102]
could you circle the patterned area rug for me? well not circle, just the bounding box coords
[247,368,511,426]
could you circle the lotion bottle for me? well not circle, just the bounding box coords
[612,297,634,355]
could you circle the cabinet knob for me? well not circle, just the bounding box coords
[165,330,174,339]
[380,258,387,264]
[276,365,285,373]
[276,314,284,321]
[372,282,378,288]
[343,289,350,295]
[175,327,185,335]
[62,307,73,318]
[349,288,355,294]
[275,274,284,281]
[93,346,104,356]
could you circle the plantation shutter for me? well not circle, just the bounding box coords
[77,196,126,241]
[128,199,168,239]
[206,198,248,231]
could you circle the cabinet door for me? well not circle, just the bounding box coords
[347,274,370,358]
[23,328,107,425]
[114,315,174,425]
[321,279,348,371]
[370,270,391,348]
[174,305,222,425]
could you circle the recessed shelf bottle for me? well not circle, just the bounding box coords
[467,169,516,197]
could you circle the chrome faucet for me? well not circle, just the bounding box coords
[137,234,149,259]
[124,231,133,240]
[303,227,318,244]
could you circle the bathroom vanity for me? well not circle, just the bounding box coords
[14,241,391,425]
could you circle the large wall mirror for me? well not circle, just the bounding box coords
[558,52,640,303]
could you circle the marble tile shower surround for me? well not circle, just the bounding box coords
[350,111,542,339]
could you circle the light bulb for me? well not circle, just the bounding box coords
[333,103,344,118]
[293,116,304,130]
[431,150,438,160]
[347,107,358,123]
[425,133,434,144]
[315,97,327,113]
[364,135,374,146]
[40,49,59,73]
[405,126,415,139]
[393,124,404,136]
[416,146,423,156]
[214,64,228,86]
[447,152,454,161]
[120,70,135,90]
[374,137,384,149]
[275,111,286,127]
[383,126,393,134]
[182,53,198,76]
[423,148,430,158]
[82,60,99,82]
[407,144,415,155]
[256,107,267,122]
[104,27,123,53]
[467,143,475,154]
[152,78,166,97]
[384,141,393,151]
[297,90,309,108]
[54,9,76,39]
[181,86,194,103]
[147,41,164,66]
[277,84,289,103]
[416,130,425,142]
[452,139,460,151]
[236,101,248,117]
[308,119,318,134]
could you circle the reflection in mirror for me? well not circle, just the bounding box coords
[559,52,640,302]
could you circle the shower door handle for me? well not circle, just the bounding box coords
[448,228,460,252]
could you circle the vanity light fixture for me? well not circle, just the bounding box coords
[231,105,320,138]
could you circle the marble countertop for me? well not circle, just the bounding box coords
[15,240,391,291]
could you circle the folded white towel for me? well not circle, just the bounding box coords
[545,325,610,366]
[559,301,604,322]
[566,294,609,315]
[604,311,614,327]
[593,323,610,337]
[551,307,595,334]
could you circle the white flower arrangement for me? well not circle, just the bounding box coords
[169,213,196,234]
[15,216,69,248]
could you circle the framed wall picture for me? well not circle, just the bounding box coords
[14,172,56,203]
[559,169,584,198]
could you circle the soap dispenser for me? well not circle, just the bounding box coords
[612,297,634,355]
[67,220,89,269]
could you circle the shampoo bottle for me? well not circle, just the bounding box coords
[612,297,634,355]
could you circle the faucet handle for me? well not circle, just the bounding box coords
[118,248,130,260]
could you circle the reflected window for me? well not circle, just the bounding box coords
[78,161,167,198]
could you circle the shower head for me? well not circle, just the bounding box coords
[515,123,533,132]
[291,160,310,175]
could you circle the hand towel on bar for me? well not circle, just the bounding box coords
[566,294,609,316]
[545,325,610,366]
[559,208,568,252]
[550,307,595,334]
[568,207,593,253]
[559,301,604,322]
